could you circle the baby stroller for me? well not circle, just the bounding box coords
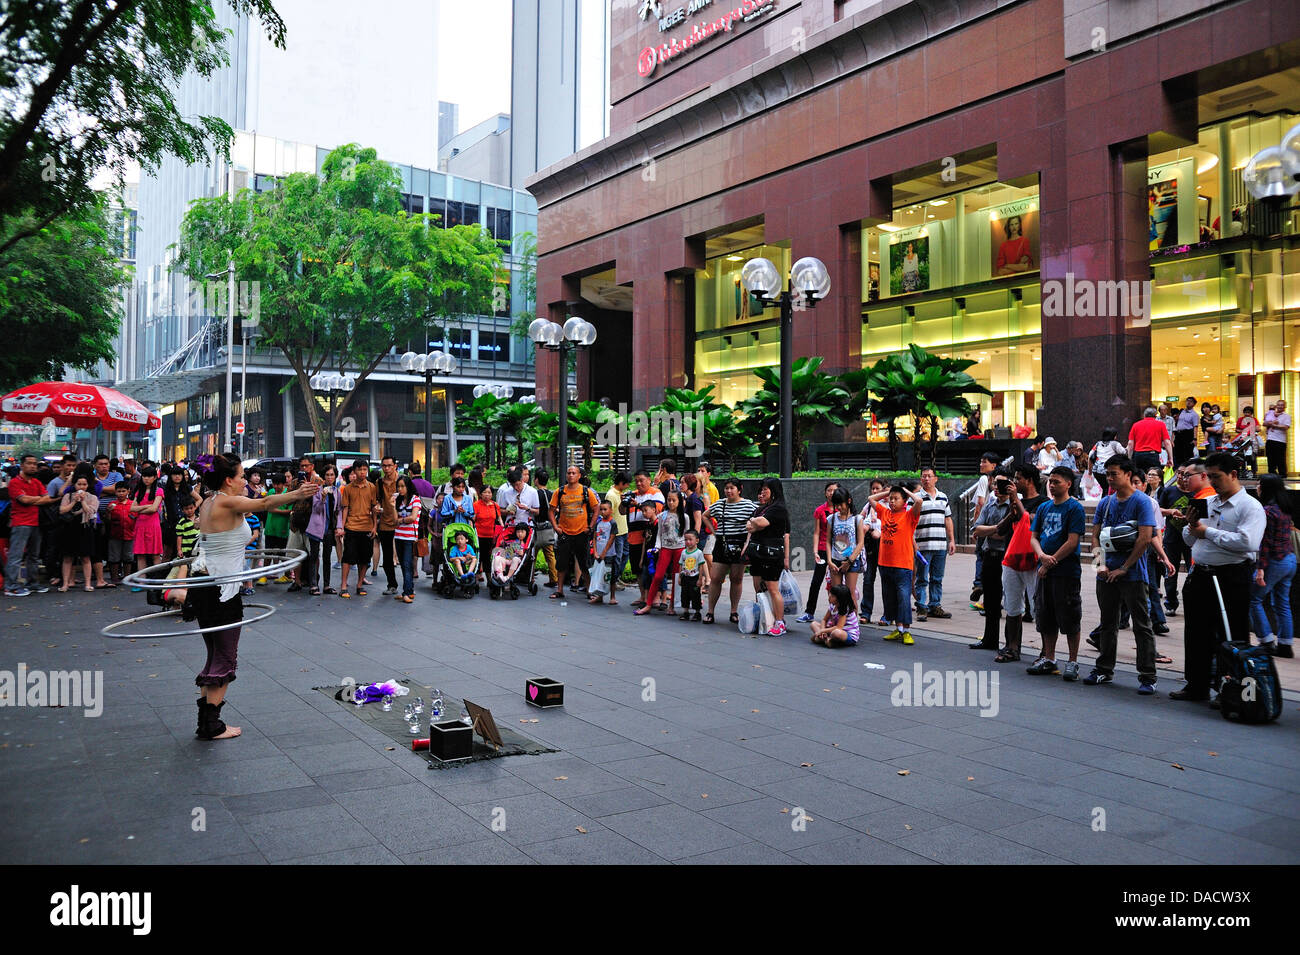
[438,521,481,599]
[1225,432,1257,479]
[487,523,538,599]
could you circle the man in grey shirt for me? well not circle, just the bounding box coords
[1173,396,1200,465]
[1170,451,1265,704]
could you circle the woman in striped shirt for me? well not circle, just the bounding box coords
[705,478,758,624]
[392,476,423,604]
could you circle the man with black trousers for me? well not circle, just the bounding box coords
[1173,396,1199,465]
[1170,452,1266,704]
[969,469,1012,650]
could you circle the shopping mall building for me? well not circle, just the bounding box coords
[528,0,1300,467]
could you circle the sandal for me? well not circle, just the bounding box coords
[702,613,714,624]
[1155,654,1173,664]
[95,582,116,589]
[310,588,321,596]
[549,592,563,600]
[339,590,352,599]
[324,587,336,595]
[633,607,650,616]
[729,612,739,624]
[356,587,368,596]
[83,585,94,593]
[994,650,1020,663]
[679,611,691,620]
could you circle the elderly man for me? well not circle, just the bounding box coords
[1173,396,1199,465]
[1263,399,1291,476]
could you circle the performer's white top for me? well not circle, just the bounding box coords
[195,493,252,604]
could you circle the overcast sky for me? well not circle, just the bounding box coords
[438,0,513,132]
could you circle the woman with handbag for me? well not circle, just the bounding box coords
[744,478,791,636]
[57,476,98,592]
[473,484,503,582]
[316,465,341,594]
[704,478,757,624]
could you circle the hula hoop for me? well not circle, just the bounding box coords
[100,602,277,639]
[120,549,306,590]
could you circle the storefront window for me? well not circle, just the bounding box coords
[864,172,1040,299]
[693,239,790,406]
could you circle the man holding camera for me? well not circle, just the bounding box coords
[1084,455,1158,692]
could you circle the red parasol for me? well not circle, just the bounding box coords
[0,381,161,431]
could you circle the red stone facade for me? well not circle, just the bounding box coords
[528,0,1300,441]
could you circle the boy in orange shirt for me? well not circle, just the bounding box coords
[866,482,926,644]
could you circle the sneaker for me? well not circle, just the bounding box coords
[766,621,787,636]
[1082,669,1113,685]
[1153,623,1170,635]
[901,631,914,645]
[1274,644,1295,658]
[276,575,291,584]
[383,586,398,596]
[1026,658,1059,676]
[928,606,952,619]
[883,628,902,641]
[257,577,268,586]
[1137,681,1157,695]
[915,610,928,622]
[240,586,256,597]
[796,612,814,623]
[4,587,31,597]
[969,586,982,603]
[970,601,984,612]
[1062,661,1080,682]
[286,583,302,593]
[31,584,50,594]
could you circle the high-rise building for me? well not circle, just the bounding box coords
[439,101,460,151]
[511,0,610,188]
[118,0,539,464]
[529,0,1300,469]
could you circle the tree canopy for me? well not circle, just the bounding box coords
[175,143,501,449]
[0,0,287,254]
[0,196,130,390]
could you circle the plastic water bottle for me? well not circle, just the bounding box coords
[413,697,424,715]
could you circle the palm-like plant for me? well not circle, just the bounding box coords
[737,356,852,470]
[495,402,542,465]
[567,400,620,473]
[522,410,559,462]
[700,406,760,472]
[862,345,992,469]
[457,394,508,468]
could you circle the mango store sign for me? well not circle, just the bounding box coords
[638,0,778,78]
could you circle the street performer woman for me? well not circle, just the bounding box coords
[190,452,313,740]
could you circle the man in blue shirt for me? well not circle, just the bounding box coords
[1027,466,1087,679]
[1086,455,1159,693]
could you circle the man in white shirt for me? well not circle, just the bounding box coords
[1263,399,1291,476]
[1170,451,1266,704]
[497,466,539,526]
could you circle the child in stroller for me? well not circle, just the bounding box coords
[489,521,534,600]
[438,522,480,598]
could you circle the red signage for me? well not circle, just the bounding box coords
[637,0,777,78]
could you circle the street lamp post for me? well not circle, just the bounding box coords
[527,316,597,471]
[399,350,459,476]
[205,260,236,452]
[239,320,260,458]
[473,381,516,468]
[740,255,832,479]
[307,371,356,451]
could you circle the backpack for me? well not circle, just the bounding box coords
[1216,641,1282,724]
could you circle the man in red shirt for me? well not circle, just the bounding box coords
[1126,406,1173,476]
[5,454,55,596]
[797,482,838,623]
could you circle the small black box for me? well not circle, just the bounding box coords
[526,677,564,708]
[428,719,473,762]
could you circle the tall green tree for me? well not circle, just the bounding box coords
[175,144,501,449]
[0,0,286,253]
[0,197,130,390]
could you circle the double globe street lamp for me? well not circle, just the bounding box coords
[308,371,356,452]
[1242,121,1300,202]
[528,316,597,471]
[741,255,831,478]
[399,349,459,478]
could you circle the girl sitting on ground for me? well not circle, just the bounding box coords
[810,583,860,648]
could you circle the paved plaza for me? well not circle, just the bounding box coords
[2,555,1298,865]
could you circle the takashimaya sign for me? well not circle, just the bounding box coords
[637,0,777,77]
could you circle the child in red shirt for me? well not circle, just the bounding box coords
[107,485,137,582]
